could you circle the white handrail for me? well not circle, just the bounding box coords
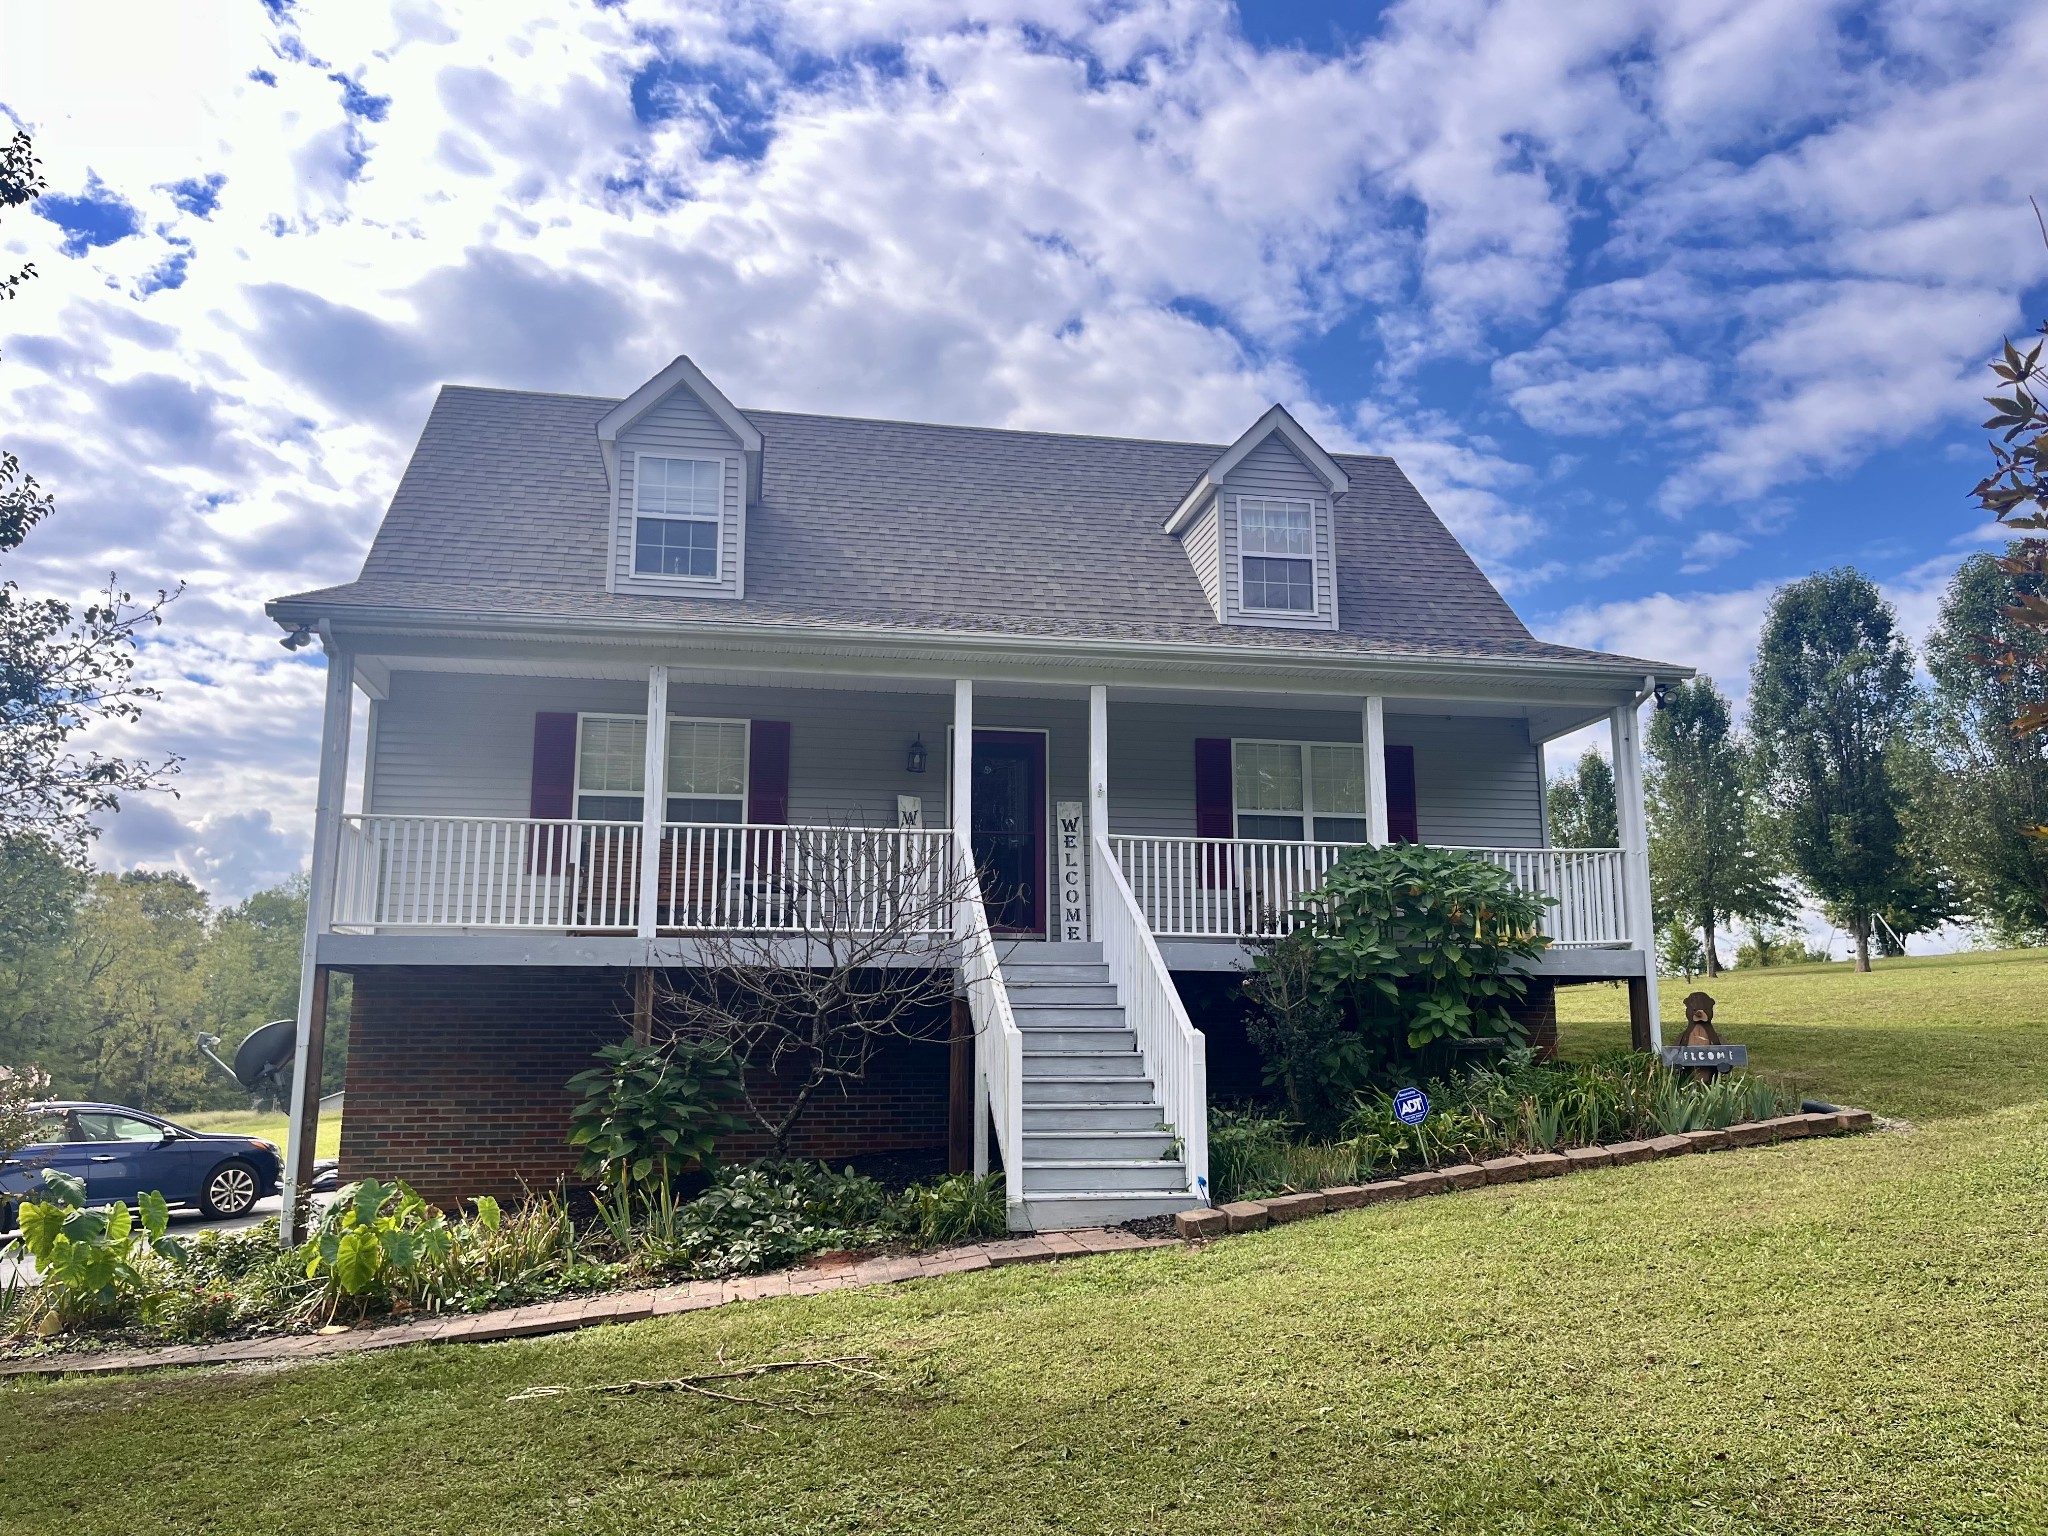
[655,823,953,935]
[954,832,1026,1222]
[1107,835,1632,947]
[1094,830,1208,1204]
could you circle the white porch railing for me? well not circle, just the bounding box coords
[1094,832,1209,1204]
[1108,836,1632,948]
[332,815,641,930]
[654,824,954,935]
[955,832,1025,1221]
[332,816,955,935]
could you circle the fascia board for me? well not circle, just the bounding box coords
[596,356,765,504]
[1163,404,1350,534]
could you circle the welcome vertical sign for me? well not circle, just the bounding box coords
[1055,799,1088,942]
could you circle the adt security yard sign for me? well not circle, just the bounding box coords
[1393,1087,1430,1126]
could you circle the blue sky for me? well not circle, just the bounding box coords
[0,0,2043,901]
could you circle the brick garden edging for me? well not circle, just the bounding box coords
[0,1227,1173,1381]
[1173,1107,1878,1240]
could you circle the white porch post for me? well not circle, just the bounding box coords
[1610,697,1662,1049]
[954,679,987,1178]
[1088,684,1108,938]
[637,665,669,941]
[280,648,354,1244]
[1362,696,1389,845]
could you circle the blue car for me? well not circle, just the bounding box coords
[1,1102,283,1232]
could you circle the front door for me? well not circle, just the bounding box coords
[971,731,1045,934]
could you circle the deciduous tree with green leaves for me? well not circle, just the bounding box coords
[1546,747,1618,848]
[1903,549,2048,942]
[1645,676,1786,976]
[1748,569,1921,972]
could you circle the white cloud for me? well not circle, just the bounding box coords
[0,0,2041,895]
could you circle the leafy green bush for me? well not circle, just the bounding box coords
[1245,845,1554,1109]
[1211,1051,1800,1201]
[15,1171,184,1328]
[637,1162,894,1277]
[898,1172,1006,1243]
[567,1039,746,1234]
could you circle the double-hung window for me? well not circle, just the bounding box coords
[633,456,722,579]
[1232,740,1369,842]
[575,715,749,823]
[1238,496,1316,613]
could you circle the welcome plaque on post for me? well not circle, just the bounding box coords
[1055,799,1088,942]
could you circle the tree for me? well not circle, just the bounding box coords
[1644,676,1786,976]
[1547,748,1617,848]
[1749,568,1921,971]
[1971,217,2048,717]
[0,129,177,860]
[1903,550,2048,942]
[652,828,977,1157]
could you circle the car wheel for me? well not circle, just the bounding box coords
[0,1200,14,1236]
[199,1159,261,1219]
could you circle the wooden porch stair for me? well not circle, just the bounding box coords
[1002,941,1194,1229]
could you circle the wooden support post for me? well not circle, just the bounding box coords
[632,968,655,1045]
[1627,975,1653,1054]
[947,993,973,1175]
[292,967,330,1203]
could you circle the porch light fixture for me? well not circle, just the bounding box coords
[280,624,314,652]
[906,735,928,774]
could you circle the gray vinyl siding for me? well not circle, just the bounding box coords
[1179,498,1222,617]
[1218,435,1338,630]
[610,389,745,600]
[367,677,1540,851]
[1105,702,1542,848]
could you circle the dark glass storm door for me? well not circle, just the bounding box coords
[971,730,1046,935]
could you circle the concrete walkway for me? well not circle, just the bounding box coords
[0,1226,1176,1379]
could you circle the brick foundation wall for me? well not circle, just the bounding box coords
[340,967,949,1206]
[1510,980,1559,1058]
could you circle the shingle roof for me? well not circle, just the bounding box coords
[272,384,1665,669]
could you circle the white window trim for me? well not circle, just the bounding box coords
[630,451,725,585]
[574,712,750,822]
[1230,738,1368,839]
[1235,494,1321,617]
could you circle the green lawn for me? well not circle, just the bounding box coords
[176,1108,341,1163]
[6,951,2047,1534]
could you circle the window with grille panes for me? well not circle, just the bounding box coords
[574,716,748,822]
[1232,740,1369,841]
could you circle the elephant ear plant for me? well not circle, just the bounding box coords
[567,1038,747,1239]
[1249,843,1553,1107]
[17,1169,186,1327]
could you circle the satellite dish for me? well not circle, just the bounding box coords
[197,1019,297,1109]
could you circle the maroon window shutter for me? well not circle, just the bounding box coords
[527,712,578,876]
[529,713,578,819]
[1194,739,1233,839]
[747,721,791,824]
[1384,744,1419,844]
[1194,737,1234,889]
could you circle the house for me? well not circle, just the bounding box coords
[266,354,1685,1233]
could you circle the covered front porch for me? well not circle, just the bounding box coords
[287,646,1663,1231]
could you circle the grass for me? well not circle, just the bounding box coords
[177,1109,341,1163]
[5,950,2047,1533]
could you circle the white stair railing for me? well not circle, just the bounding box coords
[1094,830,1208,1205]
[954,833,1026,1220]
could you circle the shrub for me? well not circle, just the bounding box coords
[1239,934,1362,1137]
[637,1162,895,1277]
[15,1170,184,1329]
[898,1172,1006,1243]
[1247,844,1553,1095]
[567,1039,747,1236]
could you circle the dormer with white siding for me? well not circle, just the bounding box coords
[1163,404,1349,631]
[598,356,762,600]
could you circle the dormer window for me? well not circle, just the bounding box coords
[633,455,722,579]
[1239,497,1315,612]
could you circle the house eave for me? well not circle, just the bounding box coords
[264,594,1691,695]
